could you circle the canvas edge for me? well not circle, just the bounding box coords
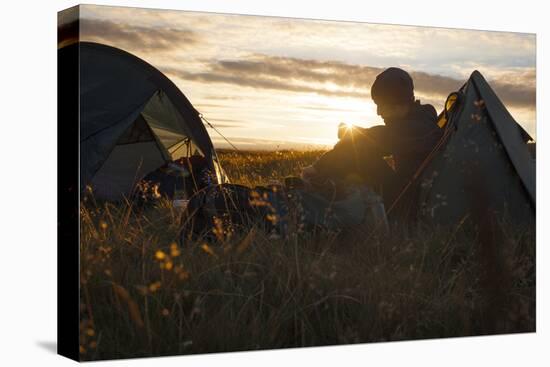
[57,4,81,362]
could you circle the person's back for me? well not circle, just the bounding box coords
[373,99,440,181]
[303,67,442,204]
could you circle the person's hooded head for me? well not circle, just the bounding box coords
[371,67,415,121]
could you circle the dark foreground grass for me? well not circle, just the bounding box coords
[78,150,535,361]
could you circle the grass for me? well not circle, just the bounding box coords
[78,150,535,361]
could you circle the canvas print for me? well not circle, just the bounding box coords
[57,4,536,361]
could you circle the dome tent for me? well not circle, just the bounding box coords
[59,41,226,200]
[416,70,535,225]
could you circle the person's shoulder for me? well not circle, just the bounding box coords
[412,101,437,123]
[419,102,437,118]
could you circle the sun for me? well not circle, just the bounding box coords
[342,122,354,129]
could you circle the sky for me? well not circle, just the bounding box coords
[77,4,536,150]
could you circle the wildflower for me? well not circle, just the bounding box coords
[155,250,166,261]
[201,243,218,258]
[212,217,225,241]
[148,281,162,293]
[164,260,173,271]
[152,184,161,199]
[266,214,278,224]
[170,243,181,257]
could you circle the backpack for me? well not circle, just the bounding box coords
[178,179,388,247]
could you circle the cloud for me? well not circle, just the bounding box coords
[201,95,244,101]
[486,69,536,108]
[165,54,535,109]
[203,118,247,128]
[78,7,535,110]
[299,105,357,112]
[194,103,229,109]
[164,66,371,99]
[80,18,200,52]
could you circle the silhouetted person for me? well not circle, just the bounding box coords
[302,67,443,207]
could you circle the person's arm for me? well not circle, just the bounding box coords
[311,125,391,178]
[311,139,351,178]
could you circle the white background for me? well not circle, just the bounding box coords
[0,0,547,365]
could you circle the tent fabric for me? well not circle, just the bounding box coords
[141,89,199,151]
[58,41,223,199]
[418,71,535,225]
[471,71,536,203]
[90,142,166,200]
[116,115,156,145]
[81,103,148,190]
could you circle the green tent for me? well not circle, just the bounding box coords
[59,42,227,200]
[417,71,535,225]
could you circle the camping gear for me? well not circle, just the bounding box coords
[180,184,267,245]
[412,71,535,225]
[136,156,214,205]
[59,41,227,200]
[289,184,388,233]
[179,180,388,246]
